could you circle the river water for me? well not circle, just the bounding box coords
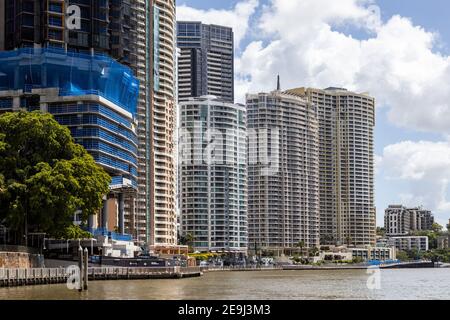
[0,269,449,300]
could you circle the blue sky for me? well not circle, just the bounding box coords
[177,0,450,228]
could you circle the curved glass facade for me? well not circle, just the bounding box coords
[0,48,139,190]
[179,96,247,253]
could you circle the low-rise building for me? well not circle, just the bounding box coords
[388,236,429,252]
[350,247,396,261]
[318,245,396,262]
[384,205,434,236]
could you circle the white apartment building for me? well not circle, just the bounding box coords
[388,236,429,252]
[385,205,435,236]
[246,90,320,253]
[178,96,247,253]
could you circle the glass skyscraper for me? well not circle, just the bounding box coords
[0,48,139,238]
[177,22,234,103]
[1,0,180,250]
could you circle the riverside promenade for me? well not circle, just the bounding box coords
[0,266,202,288]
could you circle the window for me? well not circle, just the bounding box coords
[48,29,63,41]
[48,2,63,13]
[48,16,63,27]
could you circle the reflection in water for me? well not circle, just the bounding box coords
[0,269,449,300]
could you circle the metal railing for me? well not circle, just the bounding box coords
[0,266,202,283]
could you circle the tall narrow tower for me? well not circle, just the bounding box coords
[148,0,177,251]
[177,22,234,103]
[246,91,320,253]
[286,87,376,246]
[178,96,248,254]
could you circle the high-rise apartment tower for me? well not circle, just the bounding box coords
[176,22,234,103]
[246,90,320,253]
[178,95,247,254]
[286,87,376,246]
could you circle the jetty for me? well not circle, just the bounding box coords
[0,266,202,288]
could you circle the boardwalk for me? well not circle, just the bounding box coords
[0,266,202,288]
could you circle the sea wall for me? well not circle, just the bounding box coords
[0,252,44,268]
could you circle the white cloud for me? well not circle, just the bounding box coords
[235,0,450,136]
[378,140,450,224]
[176,0,259,48]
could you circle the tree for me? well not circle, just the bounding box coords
[396,250,410,262]
[0,111,111,242]
[308,247,320,257]
[296,240,305,257]
[345,236,353,246]
[376,227,386,237]
[320,234,334,245]
[180,233,195,252]
[59,225,93,240]
[432,222,443,234]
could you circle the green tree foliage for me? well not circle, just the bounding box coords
[423,249,450,263]
[396,250,410,262]
[296,240,305,256]
[376,227,386,237]
[431,222,443,233]
[308,247,320,257]
[58,225,93,240]
[413,230,440,249]
[0,112,111,240]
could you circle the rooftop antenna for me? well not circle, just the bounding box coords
[277,74,281,91]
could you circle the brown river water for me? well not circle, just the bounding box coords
[0,269,449,300]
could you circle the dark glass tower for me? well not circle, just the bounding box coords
[3,0,137,68]
[177,22,234,103]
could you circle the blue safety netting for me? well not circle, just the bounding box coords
[0,47,139,116]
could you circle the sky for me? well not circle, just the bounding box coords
[177,0,450,228]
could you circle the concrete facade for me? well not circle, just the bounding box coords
[286,88,376,246]
[388,236,429,252]
[246,90,320,252]
[178,96,247,253]
[177,22,234,103]
[385,205,435,236]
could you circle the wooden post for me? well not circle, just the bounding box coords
[83,248,88,290]
[78,246,83,292]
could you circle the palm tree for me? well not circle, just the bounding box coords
[345,236,353,246]
[185,233,194,252]
[296,240,305,257]
[179,233,195,252]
